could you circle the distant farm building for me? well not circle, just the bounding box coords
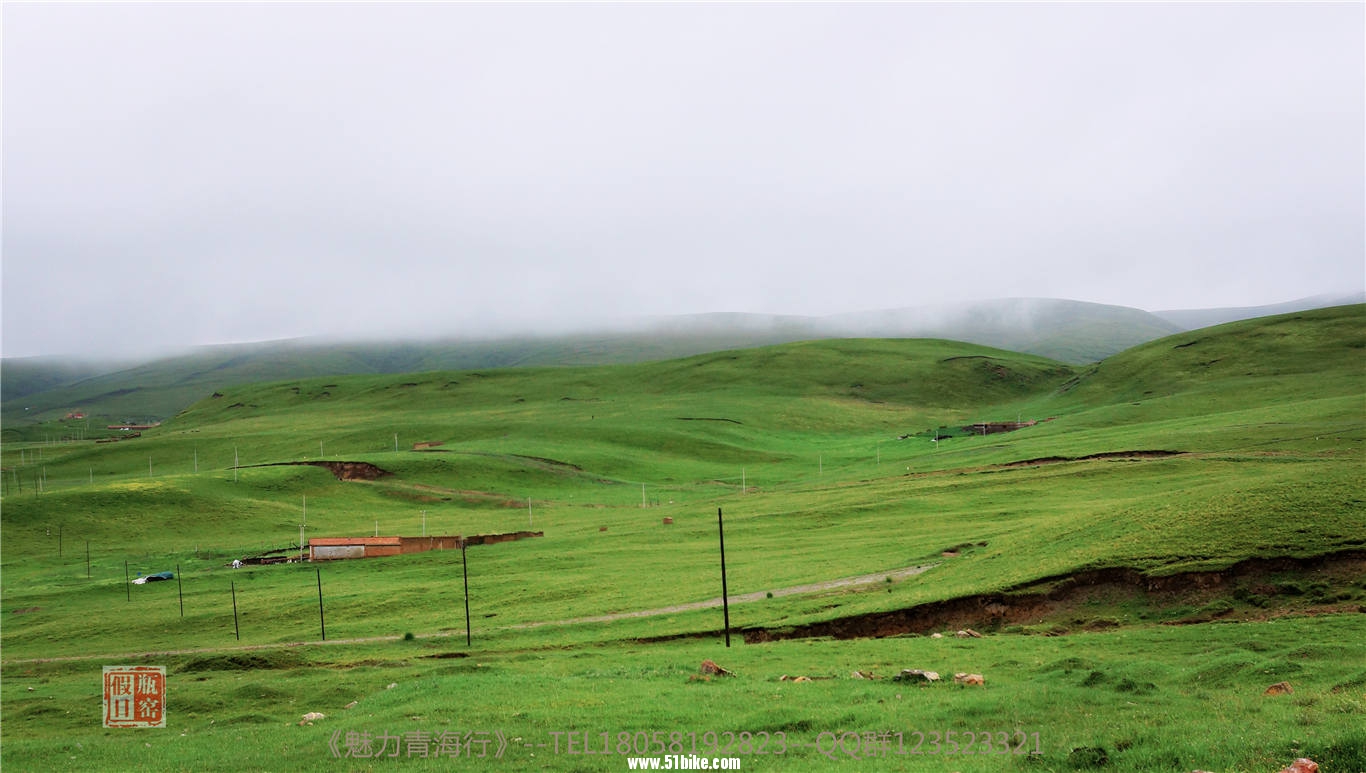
[308,531,542,561]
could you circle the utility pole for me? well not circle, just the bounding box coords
[316,568,326,641]
[461,540,472,647]
[718,507,731,648]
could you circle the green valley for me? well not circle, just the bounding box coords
[2,305,1363,772]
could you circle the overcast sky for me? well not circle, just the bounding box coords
[3,2,1363,359]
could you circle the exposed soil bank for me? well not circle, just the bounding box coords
[1002,450,1184,467]
[251,461,393,481]
[741,550,1365,643]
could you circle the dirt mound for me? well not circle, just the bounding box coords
[319,462,390,481]
[254,461,392,481]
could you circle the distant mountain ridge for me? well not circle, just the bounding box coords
[1153,292,1365,330]
[819,298,1183,364]
[2,295,1359,430]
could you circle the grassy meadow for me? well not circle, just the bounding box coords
[2,305,1364,772]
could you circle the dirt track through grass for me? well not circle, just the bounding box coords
[3,563,939,665]
[512,562,939,628]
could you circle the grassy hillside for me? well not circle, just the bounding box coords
[1058,304,1366,407]
[0,297,1208,431]
[3,307,1361,637]
[0,357,118,403]
[1,306,1363,772]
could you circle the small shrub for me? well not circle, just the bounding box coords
[1329,672,1366,693]
[404,631,416,641]
[1066,746,1109,768]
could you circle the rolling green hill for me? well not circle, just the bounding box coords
[0,297,1198,432]
[3,305,1360,608]
[1,306,1362,773]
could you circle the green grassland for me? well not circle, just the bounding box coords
[2,305,1364,772]
[0,298,1190,432]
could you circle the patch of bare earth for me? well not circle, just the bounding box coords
[252,461,392,481]
[740,551,1365,643]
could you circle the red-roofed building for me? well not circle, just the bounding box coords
[309,535,462,561]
